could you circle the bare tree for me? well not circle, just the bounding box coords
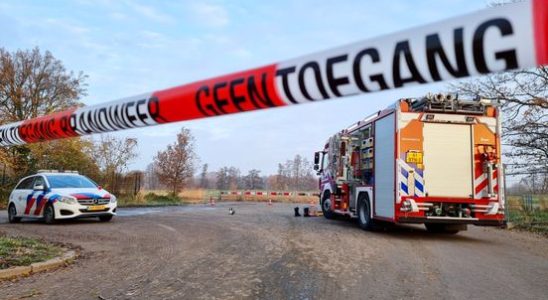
[0,47,87,179]
[215,166,242,190]
[154,128,196,194]
[199,163,209,189]
[300,158,318,191]
[216,167,229,190]
[92,135,138,191]
[227,167,241,190]
[273,163,286,190]
[0,47,86,123]
[144,163,161,190]
[450,67,547,191]
[243,169,263,190]
[270,155,318,191]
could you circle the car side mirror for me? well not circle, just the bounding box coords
[33,184,45,191]
[314,152,320,165]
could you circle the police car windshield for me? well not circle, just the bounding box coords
[46,175,97,189]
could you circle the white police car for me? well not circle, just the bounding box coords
[7,170,117,224]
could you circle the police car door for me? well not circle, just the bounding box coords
[12,176,35,216]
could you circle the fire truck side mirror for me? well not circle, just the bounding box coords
[314,152,320,165]
[314,164,319,171]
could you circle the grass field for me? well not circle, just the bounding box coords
[506,195,548,236]
[0,235,63,269]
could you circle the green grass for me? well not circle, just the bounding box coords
[507,210,548,236]
[0,236,63,269]
[505,194,548,236]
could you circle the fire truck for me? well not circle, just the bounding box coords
[313,93,505,233]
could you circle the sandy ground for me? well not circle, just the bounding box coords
[0,202,546,300]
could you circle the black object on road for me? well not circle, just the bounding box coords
[303,207,310,217]
[229,208,235,215]
[294,207,301,217]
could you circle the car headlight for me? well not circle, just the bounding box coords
[110,196,117,203]
[59,196,77,205]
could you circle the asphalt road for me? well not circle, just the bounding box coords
[0,202,546,300]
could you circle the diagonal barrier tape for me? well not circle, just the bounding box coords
[0,0,546,146]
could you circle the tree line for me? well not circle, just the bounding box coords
[211,154,317,191]
[145,153,318,193]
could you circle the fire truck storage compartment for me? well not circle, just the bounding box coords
[374,113,395,219]
[422,122,473,198]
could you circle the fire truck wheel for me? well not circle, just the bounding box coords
[425,223,460,234]
[357,194,374,231]
[321,191,334,219]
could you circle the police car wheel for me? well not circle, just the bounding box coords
[44,204,56,224]
[8,204,21,223]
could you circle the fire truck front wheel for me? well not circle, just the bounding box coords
[321,191,334,219]
[357,194,375,231]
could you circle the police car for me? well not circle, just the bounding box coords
[7,170,117,224]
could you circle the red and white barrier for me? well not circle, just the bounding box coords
[1,1,545,146]
[222,190,315,196]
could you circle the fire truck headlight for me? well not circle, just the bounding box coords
[401,200,411,212]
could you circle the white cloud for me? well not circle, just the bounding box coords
[44,18,91,35]
[231,47,252,59]
[137,30,169,48]
[190,2,229,28]
[109,12,129,21]
[140,30,163,40]
[125,1,175,24]
[139,123,181,137]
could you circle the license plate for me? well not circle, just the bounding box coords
[406,151,423,164]
[87,205,107,211]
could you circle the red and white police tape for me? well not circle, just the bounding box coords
[0,0,546,146]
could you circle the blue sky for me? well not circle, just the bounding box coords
[0,0,487,174]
